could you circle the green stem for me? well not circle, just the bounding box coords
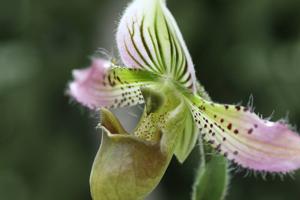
[191,139,230,200]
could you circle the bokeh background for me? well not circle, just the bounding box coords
[1,0,300,199]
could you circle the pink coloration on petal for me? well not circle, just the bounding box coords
[191,97,300,173]
[68,58,144,109]
[69,59,112,109]
[233,112,300,172]
[117,1,147,69]
[72,59,109,82]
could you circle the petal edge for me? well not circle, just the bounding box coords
[190,96,300,173]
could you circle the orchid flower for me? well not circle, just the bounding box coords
[68,0,300,199]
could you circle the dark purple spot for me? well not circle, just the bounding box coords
[248,128,253,134]
[227,123,232,130]
[116,76,121,83]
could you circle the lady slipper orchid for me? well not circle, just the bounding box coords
[68,0,300,199]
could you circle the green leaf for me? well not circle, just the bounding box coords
[192,143,229,200]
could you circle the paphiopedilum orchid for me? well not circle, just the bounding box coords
[68,0,300,199]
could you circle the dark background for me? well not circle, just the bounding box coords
[1,0,300,199]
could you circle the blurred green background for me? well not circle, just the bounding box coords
[1,0,300,199]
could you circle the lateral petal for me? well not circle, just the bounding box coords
[190,96,300,173]
[68,58,157,109]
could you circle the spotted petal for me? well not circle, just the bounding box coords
[68,58,158,109]
[189,96,300,173]
[117,0,196,91]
